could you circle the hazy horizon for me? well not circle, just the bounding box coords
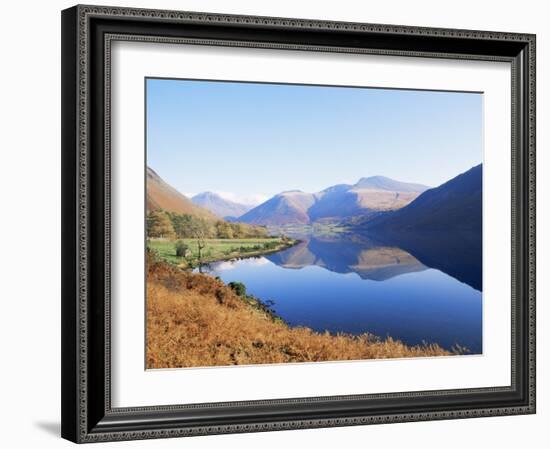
[146,78,483,205]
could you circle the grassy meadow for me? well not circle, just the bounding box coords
[147,237,297,268]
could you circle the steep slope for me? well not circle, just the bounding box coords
[308,184,359,222]
[146,167,217,220]
[365,164,482,232]
[238,191,315,225]
[191,192,253,219]
[351,189,423,212]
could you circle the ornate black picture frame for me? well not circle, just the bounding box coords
[61,4,536,443]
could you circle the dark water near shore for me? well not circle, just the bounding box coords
[204,232,482,353]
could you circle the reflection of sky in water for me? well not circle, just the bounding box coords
[207,255,482,354]
[213,258,270,271]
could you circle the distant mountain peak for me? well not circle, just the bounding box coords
[238,191,315,225]
[192,191,223,201]
[192,191,254,220]
[358,175,391,182]
[279,190,305,195]
[353,176,429,193]
[319,184,352,194]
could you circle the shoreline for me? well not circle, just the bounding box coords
[146,255,452,368]
[193,238,301,268]
[193,255,467,354]
[148,236,301,270]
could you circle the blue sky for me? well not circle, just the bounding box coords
[146,78,482,205]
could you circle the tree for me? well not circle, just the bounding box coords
[233,222,248,238]
[186,217,212,271]
[215,220,234,239]
[147,210,175,239]
[170,213,194,238]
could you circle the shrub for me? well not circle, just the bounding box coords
[215,288,226,304]
[228,281,246,297]
[175,240,189,258]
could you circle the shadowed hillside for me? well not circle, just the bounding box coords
[364,164,482,232]
[359,165,483,290]
[367,230,482,291]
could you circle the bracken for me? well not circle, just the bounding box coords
[146,253,451,369]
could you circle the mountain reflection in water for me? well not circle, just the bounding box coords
[266,231,482,291]
[206,231,482,353]
[267,237,427,282]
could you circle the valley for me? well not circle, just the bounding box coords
[145,163,483,363]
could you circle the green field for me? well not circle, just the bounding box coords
[148,237,297,268]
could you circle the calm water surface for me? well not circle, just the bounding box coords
[204,233,482,353]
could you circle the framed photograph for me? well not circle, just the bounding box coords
[61,4,536,443]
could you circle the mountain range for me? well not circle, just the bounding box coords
[191,192,254,220]
[238,176,429,225]
[147,164,481,235]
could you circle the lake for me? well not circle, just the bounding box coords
[204,232,482,354]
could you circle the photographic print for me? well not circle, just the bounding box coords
[62,8,535,440]
[145,78,483,369]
